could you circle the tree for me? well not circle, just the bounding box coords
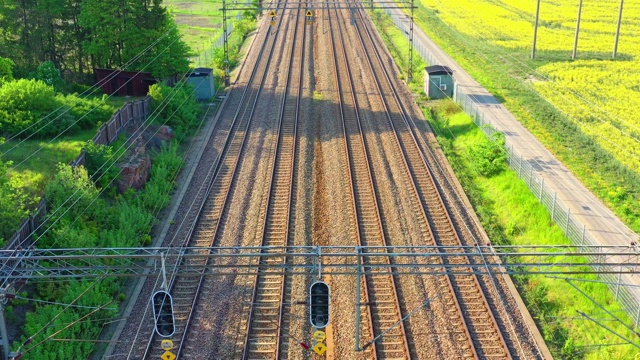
[80,0,189,80]
[0,56,15,82]
[32,60,65,91]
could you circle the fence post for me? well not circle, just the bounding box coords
[565,207,572,236]
[615,272,622,300]
[551,192,557,220]
[539,178,544,201]
[635,300,640,329]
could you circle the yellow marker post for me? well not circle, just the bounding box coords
[313,330,326,342]
[312,342,327,355]
[269,10,276,17]
[160,340,174,351]
[306,9,313,25]
[160,350,176,360]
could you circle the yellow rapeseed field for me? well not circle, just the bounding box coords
[421,0,640,174]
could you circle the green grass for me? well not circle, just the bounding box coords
[103,96,144,109]
[0,129,95,208]
[369,9,640,359]
[428,106,638,359]
[164,0,242,63]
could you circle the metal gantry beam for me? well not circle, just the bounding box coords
[1,245,639,280]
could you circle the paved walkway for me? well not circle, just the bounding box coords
[383,5,640,323]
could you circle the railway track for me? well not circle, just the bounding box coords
[328,2,412,359]
[141,5,290,358]
[348,2,513,358]
[239,3,306,359]
[119,0,540,358]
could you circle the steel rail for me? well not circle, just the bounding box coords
[142,4,289,358]
[329,2,411,358]
[342,2,479,358]
[240,2,306,359]
[349,1,511,358]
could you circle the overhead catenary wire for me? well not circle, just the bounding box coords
[0,30,173,157]
[3,69,223,358]
[40,80,223,253]
[362,4,547,357]
[380,0,640,351]
[3,29,182,170]
[21,300,114,356]
[13,295,117,311]
[421,0,640,163]
[123,8,282,357]
[13,277,105,354]
[0,70,199,287]
[406,0,639,244]
[15,75,193,247]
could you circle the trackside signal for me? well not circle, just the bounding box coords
[309,281,330,328]
[152,290,175,337]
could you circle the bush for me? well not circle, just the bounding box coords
[84,141,120,196]
[0,57,14,82]
[32,61,65,92]
[0,79,75,137]
[468,130,507,177]
[0,79,114,138]
[60,94,114,129]
[101,202,154,248]
[0,154,29,245]
[44,164,102,224]
[148,83,200,135]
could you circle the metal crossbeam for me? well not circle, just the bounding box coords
[1,245,639,280]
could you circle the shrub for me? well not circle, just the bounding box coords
[83,142,120,198]
[60,94,114,130]
[0,79,75,137]
[0,154,28,245]
[0,57,14,82]
[148,83,200,135]
[45,164,102,223]
[468,130,507,177]
[32,61,66,92]
[0,79,114,138]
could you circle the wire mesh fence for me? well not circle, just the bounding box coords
[383,7,640,328]
[190,22,234,68]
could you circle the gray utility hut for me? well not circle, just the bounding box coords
[424,65,454,100]
[186,67,215,101]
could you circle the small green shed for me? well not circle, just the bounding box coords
[186,67,215,101]
[424,65,454,99]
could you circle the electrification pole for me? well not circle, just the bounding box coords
[572,0,583,59]
[531,0,541,59]
[613,0,624,58]
[407,0,414,83]
[223,0,230,86]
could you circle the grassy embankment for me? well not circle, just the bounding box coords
[369,8,640,360]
